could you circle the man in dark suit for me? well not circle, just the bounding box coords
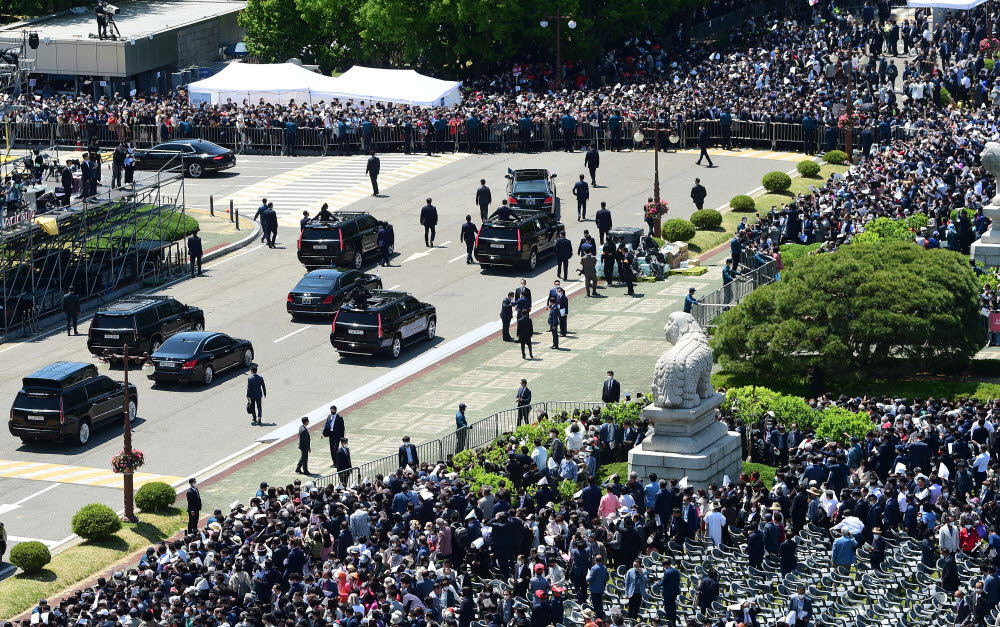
[747,527,765,568]
[594,202,612,244]
[420,198,438,247]
[787,585,812,627]
[185,477,201,534]
[399,435,419,468]
[554,231,573,279]
[460,215,479,264]
[60,160,74,206]
[321,405,344,465]
[516,379,532,426]
[78,156,92,198]
[500,291,515,342]
[695,124,714,167]
[690,178,707,210]
[365,151,380,196]
[572,175,590,221]
[584,145,600,185]
[262,203,278,248]
[661,557,680,627]
[869,527,887,571]
[514,279,532,308]
[779,537,798,576]
[955,589,971,626]
[335,438,352,482]
[246,366,266,425]
[602,371,621,404]
[62,286,80,335]
[187,229,203,277]
[295,416,311,475]
[475,179,492,222]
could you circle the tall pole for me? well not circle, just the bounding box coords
[122,344,137,523]
[653,117,661,206]
[845,55,854,159]
[555,10,562,86]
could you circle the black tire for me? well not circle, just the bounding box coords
[426,317,437,341]
[243,348,254,367]
[202,364,214,385]
[526,247,538,271]
[192,320,204,331]
[187,162,204,178]
[75,418,92,446]
[353,248,364,270]
[390,335,403,359]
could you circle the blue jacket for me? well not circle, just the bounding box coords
[644,483,659,508]
[624,567,648,597]
[246,374,266,399]
[554,237,573,261]
[595,208,612,231]
[831,536,858,565]
[661,567,680,600]
[582,485,601,517]
[654,488,673,519]
[747,530,765,564]
[587,564,608,594]
[561,115,577,132]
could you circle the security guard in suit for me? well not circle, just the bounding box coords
[475,179,492,222]
[460,215,479,264]
[187,228,203,277]
[335,438,352,483]
[295,417,311,475]
[366,151,380,196]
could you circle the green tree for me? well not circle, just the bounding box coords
[711,242,981,381]
[239,0,312,64]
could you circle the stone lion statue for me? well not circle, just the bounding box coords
[982,142,1000,205]
[651,311,714,409]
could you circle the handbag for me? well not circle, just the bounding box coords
[246,399,253,414]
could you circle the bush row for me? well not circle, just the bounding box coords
[724,385,874,444]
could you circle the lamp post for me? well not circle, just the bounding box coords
[832,52,854,160]
[100,346,152,523]
[634,117,662,237]
[540,8,577,87]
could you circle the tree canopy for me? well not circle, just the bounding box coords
[710,241,982,381]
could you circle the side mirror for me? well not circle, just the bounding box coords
[505,174,512,180]
[550,173,557,178]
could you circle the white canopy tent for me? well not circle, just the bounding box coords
[312,66,463,107]
[906,0,985,9]
[187,62,340,106]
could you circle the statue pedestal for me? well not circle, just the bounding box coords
[628,393,742,486]
[972,204,1000,269]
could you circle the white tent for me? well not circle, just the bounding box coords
[187,62,338,106]
[313,66,463,107]
[906,0,985,9]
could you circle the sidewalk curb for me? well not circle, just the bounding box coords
[203,220,261,264]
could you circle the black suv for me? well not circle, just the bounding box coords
[87,296,204,358]
[474,209,563,270]
[9,362,137,446]
[505,168,557,211]
[330,290,436,359]
[297,212,393,270]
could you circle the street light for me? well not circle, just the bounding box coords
[539,6,576,86]
[99,345,152,523]
[830,52,854,159]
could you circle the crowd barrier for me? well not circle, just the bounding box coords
[691,258,778,330]
[2,118,874,157]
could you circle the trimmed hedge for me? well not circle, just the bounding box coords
[730,195,756,212]
[940,86,952,107]
[134,481,177,512]
[950,207,977,221]
[10,541,51,573]
[690,209,723,230]
[762,171,792,192]
[778,242,823,268]
[663,218,697,242]
[824,150,847,164]
[796,160,820,177]
[72,503,122,540]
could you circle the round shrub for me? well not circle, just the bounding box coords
[796,160,820,177]
[10,541,51,573]
[72,503,123,540]
[134,481,177,512]
[823,150,847,164]
[761,171,792,193]
[662,218,696,242]
[730,195,755,212]
[690,209,723,230]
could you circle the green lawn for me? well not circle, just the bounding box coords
[598,462,628,485]
[0,508,185,620]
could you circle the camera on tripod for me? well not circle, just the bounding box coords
[104,3,121,15]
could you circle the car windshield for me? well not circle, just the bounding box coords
[192,142,228,155]
[513,181,549,193]
[158,335,203,355]
[91,314,133,330]
[303,226,341,240]
[295,275,341,291]
[14,391,60,410]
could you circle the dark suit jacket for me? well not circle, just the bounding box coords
[420,204,438,226]
[585,149,600,169]
[475,185,492,206]
[460,221,478,244]
[62,292,80,315]
[698,129,711,149]
[602,378,621,403]
[246,374,266,399]
[398,443,419,468]
[323,413,344,443]
[595,208,612,231]
[554,237,573,261]
[572,180,590,200]
[186,486,202,512]
[515,286,532,303]
[187,234,203,257]
[61,167,73,193]
[335,446,352,470]
[690,184,707,202]
[365,156,380,176]
[298,424,310,451]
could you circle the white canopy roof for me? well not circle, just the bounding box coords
[314,66,463,107]
[187,62,339,106]
[906,0,985,10]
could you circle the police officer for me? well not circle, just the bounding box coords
[187,228,203,277]
[460,214,479,264]
[476,179,492,222]
[420,198,438,247]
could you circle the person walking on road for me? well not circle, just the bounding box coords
[62,286,80,335]
[548,297,561,349]
[585,144,600,185]
[187,228,203,277]
[263,203,278,248]
[334,437,351,482]
[517,308,534,358]
[475,179,492,222]
[696,124,714,167]
[556,286,569,336]
[321,405,345,466]
[501,291,515,341]
[366,151,380,196]
[455,403,469,450]
[595,202,612,244]
[516,378,533,424]
[691,178,707,210]
[254,198,268,244]
[461,215,479,264]
[185,477,201,535]
[554,230,573,279]
[601,239,617,286]
[295,416,312,475]
[377,222,392,266]
[581,247,599,296]
[246,366,266,425]
[420,198,438,247]
[573,175,590,221]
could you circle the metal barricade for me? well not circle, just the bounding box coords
[14,122,52,147]
[546,400,603,419]
[691,258,777,329]
[772,122,804,152]
[297,127,326,154]
[732,120,770,149]
[415,439,444,465]
[373,125,404,153]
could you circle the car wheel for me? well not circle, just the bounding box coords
[243,348,254,366]
[527,248,538,271]
[426,317,437,341]
[202,365,214,385]
[150,337,162,353]
[391,335,402,359]
[127,400,137,421]
[193,321,204,331]
[75,419,91,446]
[353,248,363,270]
[187,162,204,178]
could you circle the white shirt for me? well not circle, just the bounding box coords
[704,511,726,546]
[531,446,547,471]
[975,451,991,472]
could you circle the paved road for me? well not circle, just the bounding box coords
[0,148,782,557]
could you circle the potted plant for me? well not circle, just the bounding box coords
[644,200,669,237]
[111,448,145,475]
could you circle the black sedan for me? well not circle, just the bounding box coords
[287,269,382,318]
[147,331,253,385]
[505,168,557,212]
[132,139,236,178]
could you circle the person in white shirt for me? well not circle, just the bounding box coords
[531,439,548,471]
[703,501,726,546]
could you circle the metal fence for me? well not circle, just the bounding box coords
[691,258,778,330]
[690,0,788,41]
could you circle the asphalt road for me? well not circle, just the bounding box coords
[0,148,782,559]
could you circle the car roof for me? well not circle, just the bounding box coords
[512,169,550,180]
[24,361,96,382]
[301,269,349,281]
[341,290,411,311]
[99,295,174,314]
[483,209,547,226]
[169,331,217,342]
[168,139,223,148]
[303,212,371,228]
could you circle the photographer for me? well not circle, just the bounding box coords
[95,0,109,39]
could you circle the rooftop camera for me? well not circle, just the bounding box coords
[105,3,121,15]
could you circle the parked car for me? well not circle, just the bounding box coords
[8,361,137,446]
[147,331,253,385]
[330,290,436,359]
[132,139,236,178]
[297,212,393,270]
[287,269,382,318]
[87,295,204,358]
[474,209,562,270]
[505,168,557,211]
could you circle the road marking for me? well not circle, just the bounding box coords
[273,326,312,343]
[448,254,467,263]
[386,285,400,291]
[0,482,61,515]
[0,459,182,487]
[401,250,434,264]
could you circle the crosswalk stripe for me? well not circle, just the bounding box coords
[16,465,75,479]
[0,463,51,477]
[0,458,182,487]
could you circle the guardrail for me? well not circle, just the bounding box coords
[313,399,601,487]
[691,258,778,330]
